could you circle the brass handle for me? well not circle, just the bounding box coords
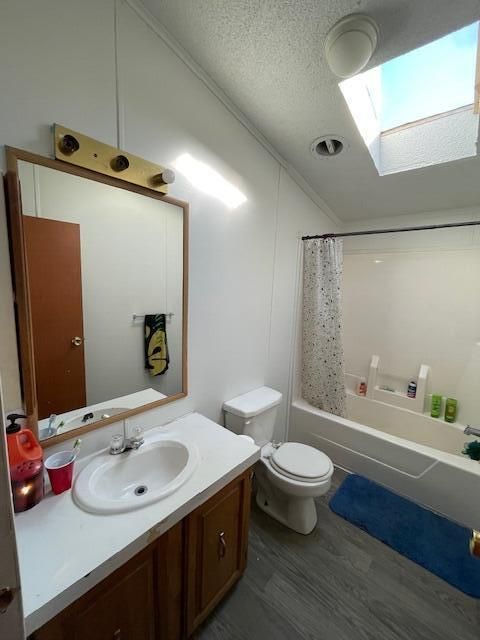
[218,531,226,559]
[71,336,83,347]
[470,530,480,557]
[0,587,15,614]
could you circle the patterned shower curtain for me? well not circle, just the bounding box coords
[302,238,347,417]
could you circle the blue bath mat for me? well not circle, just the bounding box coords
[329,474,480,597]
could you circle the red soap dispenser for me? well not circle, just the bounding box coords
[6,414,44,512]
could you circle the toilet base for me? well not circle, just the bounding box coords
[256,483,318,535]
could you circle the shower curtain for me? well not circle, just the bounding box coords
[302,238,347,417]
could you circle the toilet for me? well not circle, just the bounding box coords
[223,386,334,535]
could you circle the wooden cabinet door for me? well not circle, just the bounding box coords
[155,521,185,640]
[70,555,155,640]
[34,547,155,640]
[186,470,252,635]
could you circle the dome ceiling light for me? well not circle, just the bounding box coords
[325,14,379,78]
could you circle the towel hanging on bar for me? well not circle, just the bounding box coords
[144,314,170,376]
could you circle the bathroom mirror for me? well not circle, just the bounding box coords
[6,147,188,446]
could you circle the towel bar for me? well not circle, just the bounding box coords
[132,313,174,321]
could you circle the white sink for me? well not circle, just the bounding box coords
[74,439,198,514]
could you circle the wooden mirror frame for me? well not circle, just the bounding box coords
[5,146,188,447]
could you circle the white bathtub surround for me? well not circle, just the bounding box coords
[290,392,480,531]
[303,238,347,417]
[342,240,480,426]
[14,412,259,635]
[365,355,430,414]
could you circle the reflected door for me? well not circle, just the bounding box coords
[23,217,86,418]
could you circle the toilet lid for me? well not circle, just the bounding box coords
[271,443,332,481]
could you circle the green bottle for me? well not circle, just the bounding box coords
[444,398,457,423]
[431,395,442,418]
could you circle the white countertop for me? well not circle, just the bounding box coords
[38,388,167,439]
[15,413,260,636]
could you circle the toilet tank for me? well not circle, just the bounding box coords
[223,386,282,446]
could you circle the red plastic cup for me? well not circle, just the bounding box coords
[45,451,75,495]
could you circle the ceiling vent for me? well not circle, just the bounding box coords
[311,135,346,158]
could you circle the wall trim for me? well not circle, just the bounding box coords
[123,0,342,227]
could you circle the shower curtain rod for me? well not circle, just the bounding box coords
[301,220,480,241]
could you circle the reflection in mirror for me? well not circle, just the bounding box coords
[16,160,186,442]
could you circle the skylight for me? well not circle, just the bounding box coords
[381,22,479,131]
[340,21,480,176]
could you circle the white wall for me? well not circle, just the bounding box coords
[18,162,183,404]
[343,207,480,425]
[0,0,335,441]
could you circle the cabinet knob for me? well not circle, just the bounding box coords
[218,531,226,559]
[113,629,121,640]
[71,336,83,347]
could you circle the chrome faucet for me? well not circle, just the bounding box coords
[464,425,480,437]
[46,414,58,437]
[109,421,144,455]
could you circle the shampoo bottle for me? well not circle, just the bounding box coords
[430,395,442,418]
[444,398,457,424]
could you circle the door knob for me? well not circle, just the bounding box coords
[0,587,15,614]
[71,336,83,347]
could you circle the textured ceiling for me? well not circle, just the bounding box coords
[142,0,480,221]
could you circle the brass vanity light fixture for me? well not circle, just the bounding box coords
[470,530,480,557]
[54,124,175,193]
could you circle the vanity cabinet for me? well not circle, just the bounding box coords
[31,470,252,640]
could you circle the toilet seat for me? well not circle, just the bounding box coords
[269,442,333,484]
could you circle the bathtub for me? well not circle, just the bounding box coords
[290,392,480,530]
